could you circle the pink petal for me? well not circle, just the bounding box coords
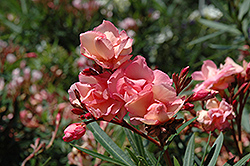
[80,31,103,56]
[202,60,218,79]
[191,71,205,81]
[94,20,119,38]
[125,56,154,82]
[125,91,153,116]
[153,70,172,85]
[152,84,176,103]
[95,37,115,60]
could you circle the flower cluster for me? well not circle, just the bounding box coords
[64,20,185,142]
[192,57,250,132]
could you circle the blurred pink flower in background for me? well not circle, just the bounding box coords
[6,53,17,64]
[192,58,243,92]
[118,17,137,30]
[20,110,40,128]
[197,98,235,131]
[108,55,184,125]
[63,123,86,142]
[0,77,4,91]
[80,20,133,70]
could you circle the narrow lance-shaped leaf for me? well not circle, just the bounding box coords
[233,153,250,166]
[183,133,195,166]
[87,122,135,166]
[199,19,241,35]
[72,144,128,166]
[238,0,250,20]
[207,132,224,166]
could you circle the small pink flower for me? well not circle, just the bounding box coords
[6,53,17,64]
[197,98,235,131]
[108,55,184,125]
[80,20,133,70]
[68,71,124,121]
[192,59,243,92]
[63,123,86,142]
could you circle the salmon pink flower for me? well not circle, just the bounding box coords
[108,55,184,125]
[63,123,86,142]
[68,71,124,121]
[80,20,133,70]
[197,98,235,131]
[192,59,243,92]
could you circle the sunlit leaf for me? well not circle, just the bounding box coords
[183,133,195,166]
[173,156,180,166]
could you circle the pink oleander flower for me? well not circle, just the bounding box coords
[68,71,125,121]
[108,55,184,125]
[80,20,133,70]
[192,58,243,92]
[63,123,86,142]
[197,98,235,131]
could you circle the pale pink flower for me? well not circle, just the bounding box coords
[31,70,43,82]
[68,71,124,121]
[0,77,4,91]
[63,123,86,142]
[80,20,133,70]
[197,98,235,131]
[108,55,184,125]
[118,17,137,30]
[20,110,39,128]
[6,53,17,63]
[192,59,243,92]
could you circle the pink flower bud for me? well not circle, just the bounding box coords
[26,52,37,58]
[180,66,189,77]
[182,103,194,110]
[63,123,86,142]
[189,89,218,102]
[71,108,84,115]
[84,113,92,119]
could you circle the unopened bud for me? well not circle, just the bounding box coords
[71,108,84,115]
[180,66,189,78]
[188,89,218,102]
[182,103,194,110]
[84,113,92,119]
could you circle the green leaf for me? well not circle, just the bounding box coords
[233,153,250,166]
[72,144,128,166]
[173,156,180,166]
[0,14,22,33]
[124,128,140,156]
[187,31,225,46]
[242,108,250,133]
[183,133,195,166]
[138,156,150,166]
[199,19,241,35]
[238,0,250,20]
[209,44,240,50]
[200,132,212,166]
[20,0,28,14]
[133,126,146,158]
[166,117,198,147]
[126,147,139,164]
[207,132,224,166]
[87,122,135,166]
[145,150,161,166]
